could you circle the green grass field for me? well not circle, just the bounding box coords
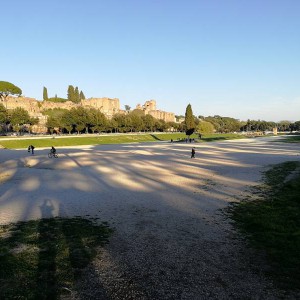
[230,161,300,289]
[281,135,300,143]
[0,133,246,149]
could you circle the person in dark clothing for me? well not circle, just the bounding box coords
[28,145,35,155]
[191,147,195,158]
[51,146,56,154]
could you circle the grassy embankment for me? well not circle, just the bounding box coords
[230,161,300,289]
[0,217,113,299]
[280,135,300,143]
[0,133,246,149]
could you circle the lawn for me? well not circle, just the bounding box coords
[281,135,300,143]
[230,161,300,289]
[0,134,156,149]
[0,133,246,149]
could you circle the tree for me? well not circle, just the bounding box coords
[0,103,7,124]
[197,120,214,134]
[293,121,300,131]
[278,120,291,132]
[154,119,168,132]
[43,87,48,101]
[9,107,31,133]
[166,121,179,132]
[175,115,185,122]
[88,108,107,133]
[61,110,75,134]
[112,114,127,132]
[204,115,241,133]
[107,119,118,133]
[67,85,75,102]
[44,108,68,133]
[46,116,61,134]
[124,114,133,132]
[130,109,145,117]
[70,107,90,133]
[125,105,131,112]
[29,116,39,126]
[74,87,80,104]
[0,81,22,109]
[80,91,85,100]
[129,114,143,132]
[185,104,195,136]
[142,114,155,132]
[9,107,31,126]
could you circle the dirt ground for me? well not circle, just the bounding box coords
[1,136,299,299]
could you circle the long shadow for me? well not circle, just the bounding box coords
[150,134,162,141]
[35,199,58,299]
[60,217,110,299]
[202,136,231,142]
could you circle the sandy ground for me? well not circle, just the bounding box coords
[0,136,299,299]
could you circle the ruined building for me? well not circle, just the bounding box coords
[1,96,175,133]
[135,100,175,123]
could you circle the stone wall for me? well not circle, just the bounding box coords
[143,100,157,111]
[81,97,120,118]
[2,96,40,115]
[148,110,175,123]
[41,100,76,111]
[136,100,175,123]
[136,100,157,111]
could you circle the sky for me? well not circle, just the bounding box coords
[1,0,300,122]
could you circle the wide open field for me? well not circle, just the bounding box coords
[0,136,299,299]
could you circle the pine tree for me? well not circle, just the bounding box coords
[185,103,195,136]
[80,90,85,100]
[67,85,75,102]
[74,87,80,103]
[43,87,48,101]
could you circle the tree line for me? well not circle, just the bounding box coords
[184,104,300,134]
[43,85,85,103]
[199,116,300,133]
[0,104,39,134]
[45,107,180,134]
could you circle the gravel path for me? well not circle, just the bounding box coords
[0,136,299,299]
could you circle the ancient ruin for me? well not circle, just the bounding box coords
[1,96,175,133]
[135,100,175,123]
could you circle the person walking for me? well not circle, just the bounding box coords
[28,145,35,155]
[191,147,195,158]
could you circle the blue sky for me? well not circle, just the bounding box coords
[2,0,300,121]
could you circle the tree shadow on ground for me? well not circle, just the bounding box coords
[0,216,113,299]
[202,136,232,142]
[150,134,163,141]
